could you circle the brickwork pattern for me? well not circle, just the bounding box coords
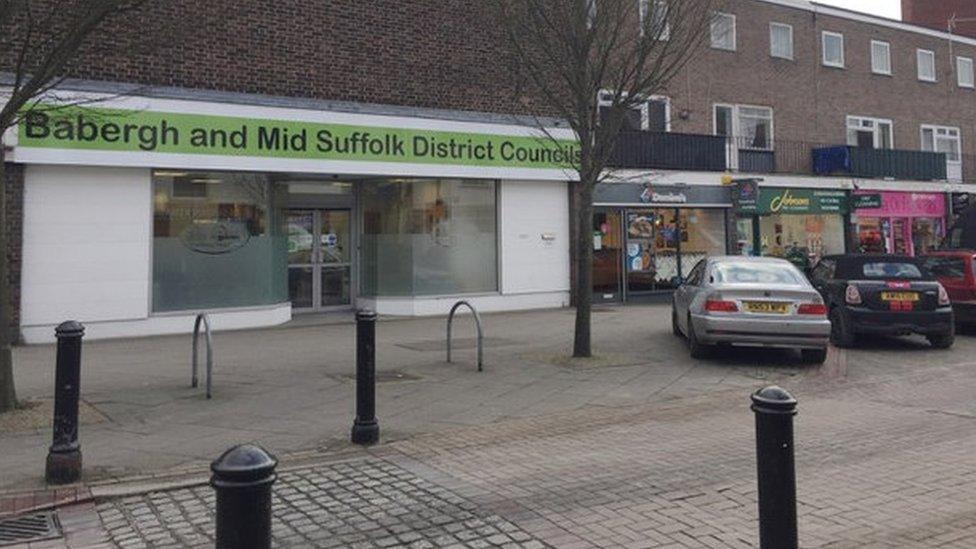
[93,458,549,549]
[4,163,23,334]
[50,359,976,549]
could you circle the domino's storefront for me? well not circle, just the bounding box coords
[6,91,577,342]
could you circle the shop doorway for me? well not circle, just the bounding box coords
[286,209,352,310]
[593,210,623,302]
[593,207,727,302]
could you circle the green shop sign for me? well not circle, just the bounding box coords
[17,106,580,170]
[739,188,849,215]
[851,193,882,209]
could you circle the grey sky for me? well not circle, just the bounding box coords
[816,0,901,20]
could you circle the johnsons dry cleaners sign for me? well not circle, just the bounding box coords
[18,106,580,170]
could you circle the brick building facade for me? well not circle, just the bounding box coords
[2,0,975,339]
[903,0,976,38]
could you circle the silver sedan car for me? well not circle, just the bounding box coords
[672,256,831,363]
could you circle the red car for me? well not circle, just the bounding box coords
[921,250,976,327]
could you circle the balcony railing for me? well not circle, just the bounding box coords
[812,145,947,181]
[609,131,727,171]
[607,131,960,183]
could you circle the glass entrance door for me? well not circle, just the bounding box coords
[593,209,623,301]
[287,209,352,310]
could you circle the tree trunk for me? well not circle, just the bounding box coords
[0,153,16,413]
[572,181,594,358]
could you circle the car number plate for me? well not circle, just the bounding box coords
[744,301,790,314]
[881,291,919,301]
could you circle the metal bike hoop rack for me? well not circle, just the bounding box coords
[192,313,214,399]
[446,300,483,372]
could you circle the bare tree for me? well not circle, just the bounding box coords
[0,0,158,412]
[494,0,712,357]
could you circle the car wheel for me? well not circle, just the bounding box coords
[927,331,955,349]
[687,314,711,359]
[829,307,855,348]
[672,306,682,337]
[801,348,828,364]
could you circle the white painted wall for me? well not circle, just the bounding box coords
[499,180,571,296]
[21,165,153,329]
[20,165,293,343]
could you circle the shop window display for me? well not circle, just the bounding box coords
[856,216,943,255]
[759,214,844,269]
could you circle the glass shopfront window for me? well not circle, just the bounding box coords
[361,178,497,296]
[758,213,845,269]
[152,171,287,312]
[597,206,727,298]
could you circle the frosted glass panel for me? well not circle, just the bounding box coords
[361,179,497,296]
[152,171,287,312]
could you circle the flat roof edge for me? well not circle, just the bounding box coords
[0,74,569,129]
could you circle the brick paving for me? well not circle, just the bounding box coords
[17,357,976,548]
[6,306,976,547]
[91,458,548,549]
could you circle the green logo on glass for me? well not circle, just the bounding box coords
[18,106,580,170]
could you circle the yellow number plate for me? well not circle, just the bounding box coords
[744,302,790,314]
[881,291,919,301]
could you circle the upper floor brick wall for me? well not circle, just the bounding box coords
[0,0,540,117]
[665,0,976,153]
[3,0,975,156]
[903,0,976,38]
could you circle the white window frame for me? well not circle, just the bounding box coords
[769,22,793,60]
[917,49,937,82]
[639,0,669,40]
[710,12,736,51]
[957,56,974,88]
[822,31,845,68]
[846,115,894,149]
[713,103,775,151]
[870,40,891,75]
[920,124,962,164]
[598,90,671,132]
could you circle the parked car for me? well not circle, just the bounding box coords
[920,250,976,328]
[671,256,831,363]
[808,254,954,349]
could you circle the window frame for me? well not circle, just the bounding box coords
[917,48,937,82]
[639,0,670,40]
[769,22,794,60]
[710,12,736,51]
[870,40,892,75]
[846,115,894,149]
[920,124,962,164]
[821,31,845,68]
[713,103,775,151]
[598,90,671,132]
[957,56,975,88]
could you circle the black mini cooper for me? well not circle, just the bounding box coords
[807,254,954,348]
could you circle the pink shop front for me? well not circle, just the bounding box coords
[852,191,947,256]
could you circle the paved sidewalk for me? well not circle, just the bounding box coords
[28,357,976,548]
[2,305,816,491]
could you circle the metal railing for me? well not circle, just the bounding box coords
[446,301,483,372]
[192,313,214,399]
[609,130,727,171]
[607,132,967,183]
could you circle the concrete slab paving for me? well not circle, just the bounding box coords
[0,304,821,491]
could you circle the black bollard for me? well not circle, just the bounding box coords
[211,444,278,549]
[45,321,85,484]
[751,385,798,549]
[351,310,379,445]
